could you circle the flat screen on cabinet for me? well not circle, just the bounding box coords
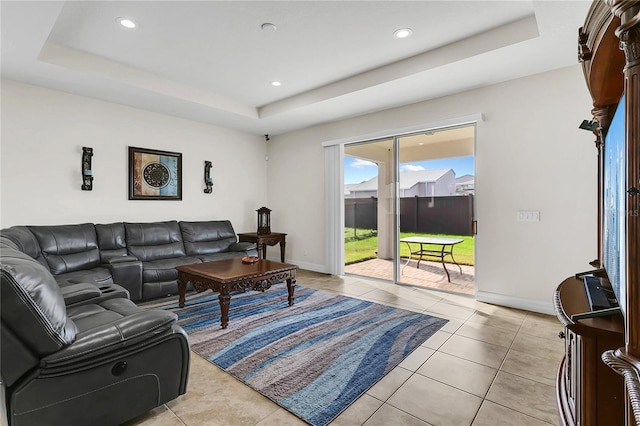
[603,93,626,316]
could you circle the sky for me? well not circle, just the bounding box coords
[344,155,474,184]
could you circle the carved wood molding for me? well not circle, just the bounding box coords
[602,348,640,425]
[591,104,618,151]
[592,104,618,132]
[188,270,295,294]
[259,236,284,246]
[622,27,640,68]
[582,2,625,107]
[191,277,215,293]
[579,26,592,62]
[553,288,572,327]
[608,1,640,67]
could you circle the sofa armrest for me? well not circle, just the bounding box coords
[229,242,256,252]
[105,255,139,264]
[59,283,102,306]
[105,257,143,302]
[41,308,178,369]
[61,282,130,308]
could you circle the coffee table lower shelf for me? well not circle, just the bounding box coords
[176,258,297,329]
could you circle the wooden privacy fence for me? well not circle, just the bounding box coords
[345,195,474,236]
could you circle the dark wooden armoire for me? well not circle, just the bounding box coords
[555,1,640,426]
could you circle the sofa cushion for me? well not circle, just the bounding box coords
[1,226,49,270]
[141,256,201,283]
[55,267,113,287]
[125,221,186,261]
[44,298,178,367]
[95,222,128,262]
[179,220,237,256]
[29,224,100,275]
[196,251,246,262]
[1,240,77,356]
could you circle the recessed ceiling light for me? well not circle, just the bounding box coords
[116,17,138,29]
[270,81,282,87]
[393,28,412,39]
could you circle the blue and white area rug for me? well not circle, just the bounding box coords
[166,284,448,426]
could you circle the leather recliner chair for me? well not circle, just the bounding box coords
[0,237,190,426]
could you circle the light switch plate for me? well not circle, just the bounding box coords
[517,210,540,222]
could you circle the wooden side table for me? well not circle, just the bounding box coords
[238,232,287,262]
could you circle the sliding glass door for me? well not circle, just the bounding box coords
[344,138,397,282]
[343,126,476,294]
[396,128,475,294]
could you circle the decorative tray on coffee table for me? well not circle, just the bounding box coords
[241,256,260,264]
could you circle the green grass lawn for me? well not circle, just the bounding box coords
[345,228,474,266]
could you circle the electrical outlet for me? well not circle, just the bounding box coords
[517,210,540,222]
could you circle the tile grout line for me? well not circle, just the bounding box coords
[477,311,559,425]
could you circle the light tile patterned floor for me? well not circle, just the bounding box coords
[125,270,563,426]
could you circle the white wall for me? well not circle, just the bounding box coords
[1,80,267,231]
[1,66,597,314]
[268,65,597,314]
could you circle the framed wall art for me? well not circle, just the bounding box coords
[128,146,182,200]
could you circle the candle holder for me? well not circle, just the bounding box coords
[257,207,271,235]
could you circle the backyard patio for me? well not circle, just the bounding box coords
[344,257,475,295]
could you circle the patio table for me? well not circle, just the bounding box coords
[400,236,463,282]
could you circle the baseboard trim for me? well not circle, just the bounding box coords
[266,257,328,275]
[475,290,555,315]
[263,262,555,315]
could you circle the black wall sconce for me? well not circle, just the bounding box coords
[257,206,271,235]
[204,161,213,193]
[81,147,93,191]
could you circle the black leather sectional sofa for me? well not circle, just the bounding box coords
[0,219,257,425]
[1,220,258,303]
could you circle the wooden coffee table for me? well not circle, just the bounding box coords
[176,258,297,329]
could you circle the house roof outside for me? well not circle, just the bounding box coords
[399,169,452,190]
[456,174,475,185]
[455,174,475,195]
[347,169,453,194]
[344,183,362,196]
